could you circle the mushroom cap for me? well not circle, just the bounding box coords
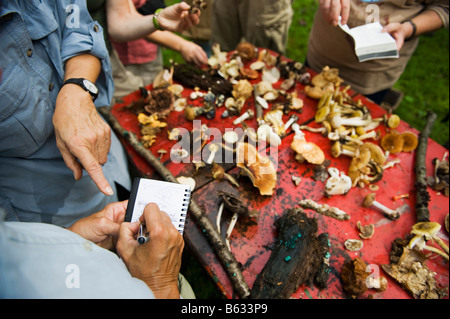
[411,222,442,238]
[381,132,404,154]
[363,193,376,207]
[291,139,325,165]
[387,114,401,129]
[349,147,372,172]
[359,143,386,166]
[401,132,419,152]
[236,143,277,196]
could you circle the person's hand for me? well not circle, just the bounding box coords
[53,84,113,196]
[382,22,412,51]
[319,0,350,26]
[68,201,128,250]
[116,203,184,299]
[180,41,208,67]
[158,2,201,33]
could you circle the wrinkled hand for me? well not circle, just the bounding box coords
[116,203,184,299]
[158,2,201,33]
[319,0,350,26]
[68,201,128,250]
[180,41,208,67]
[53,84,113,196]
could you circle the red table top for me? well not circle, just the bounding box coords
[109,53,449,299]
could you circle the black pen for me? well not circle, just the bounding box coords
[137,223,149,245]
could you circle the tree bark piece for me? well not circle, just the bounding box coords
[250,207,330,299]
[99,107,251,299]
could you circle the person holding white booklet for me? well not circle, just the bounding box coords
[306,0,448,105]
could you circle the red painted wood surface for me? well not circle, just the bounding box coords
[109,54,449,299]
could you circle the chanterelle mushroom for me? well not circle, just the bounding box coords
[236,142,277,196]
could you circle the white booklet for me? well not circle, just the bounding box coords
[339,20,399,62]
[125,178,192,234]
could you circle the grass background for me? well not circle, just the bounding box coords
[164,0,449,298]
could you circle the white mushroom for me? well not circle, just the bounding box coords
[233,109,255,125]
[257,123,281,147]
[363,193,400,220]
[325,167,352,196]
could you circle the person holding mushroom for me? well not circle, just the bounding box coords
[306,0,448,107]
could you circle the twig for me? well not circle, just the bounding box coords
[414,111,437,223]
[99,107,251,299]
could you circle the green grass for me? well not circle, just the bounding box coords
[163,0,449,298]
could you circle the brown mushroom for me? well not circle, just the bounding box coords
[291,138,326,165]
[236,143,277,196]
[401,132,419,152]
[381,131,404,154]
[357,221,375,239]
[236,42,257,62]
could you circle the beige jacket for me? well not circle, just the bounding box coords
[307,0,449,95]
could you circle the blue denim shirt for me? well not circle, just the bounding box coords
[0,0,131,226]
[0,210,155,299]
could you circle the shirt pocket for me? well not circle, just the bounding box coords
[0,64,53,158]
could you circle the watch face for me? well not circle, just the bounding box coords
[82,79,99,95]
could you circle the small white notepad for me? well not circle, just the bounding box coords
[339,20,399,62]
[125,178,192,234]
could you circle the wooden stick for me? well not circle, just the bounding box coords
[414,110,437,223]
[99,107,251,299]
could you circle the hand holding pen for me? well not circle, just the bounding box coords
[116,203,185,299]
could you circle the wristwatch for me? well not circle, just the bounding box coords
[63,78,99,101]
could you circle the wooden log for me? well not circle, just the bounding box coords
[415,110,437,223]
[250,207,330,299]
[99,106,251,299]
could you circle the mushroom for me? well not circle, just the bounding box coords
[401,132,419,152]
[264,110,285,136]
[381,131,404,154]
[211,162,240,188]
[291,138,326,165]
[284,114,299,132]
[344,239,364,252]
[387,114,401,129]
[205,143,221,165]
[233,109,254,125]
[236,142,277,196]
[176,176,196,190]
[236,42,257,62]
[329,114,372,129]
[185,105,206,121]
[257,124,282,147]
[408,222,449,260]
[357,221,375,239]
[331,141,357,158]
[363,193,400,220]
[232,80,253,101]
[217,192,257,251]
[262,67,281,84]
[325,167,352,196]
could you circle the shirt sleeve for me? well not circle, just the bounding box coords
[426,0,449,28]
[58,0,114,107]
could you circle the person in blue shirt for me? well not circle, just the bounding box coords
[0,0,200,227]
[0,202,192,299]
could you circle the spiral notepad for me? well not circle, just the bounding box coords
[125,178,192,234]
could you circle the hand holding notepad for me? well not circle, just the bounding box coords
[125,178,192,235]
[339,18,399,62]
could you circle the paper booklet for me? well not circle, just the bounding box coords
[339,20,399,62]
[125,178,192,234]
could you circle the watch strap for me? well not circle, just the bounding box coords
[63,78,98,101]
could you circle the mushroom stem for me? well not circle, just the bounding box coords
[434,237,449,255]
[284,114,299,131]
[372,201,400,220]
[233,110,254,125]
[216,202,225,235]
[300,125,326,134]
[226,212,239,251]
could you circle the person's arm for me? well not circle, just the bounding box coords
[53,54,113,196]
[383,10,445,51]
[116,203,184,299]
[107,0,200,42]
[145,31,208,66]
